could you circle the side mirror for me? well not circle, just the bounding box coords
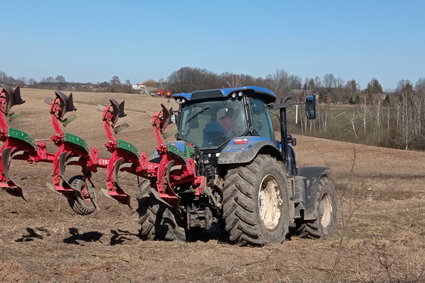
[305,94,316,120]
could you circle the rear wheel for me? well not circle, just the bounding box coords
[67,175,96,215]
[137,179,186,241]
[222,155,290,246]
[296,176,337,239]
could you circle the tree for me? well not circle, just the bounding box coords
[220,72,242,88]
[41,76,55,83]
[167,67,219,92]
[323,73,336,89]
[110,75,121,86]
[109,75,122,92]
[17,77,28,85]
[268,69,289,94]
[392,80,423,150]
[314,76,322,88]
[365,78,383,104]
[55,75,66,83]
[304,78,316,91]
[288,75,302,90]
[345,79,359,104]
[28,78,37,86]
[0,71,7,82]
[414,77,425,94]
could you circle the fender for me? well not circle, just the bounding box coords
[149,140,194,163]
[218,136,283,165]
[297,166,329,220]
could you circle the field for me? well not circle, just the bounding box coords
[1,89,425,282]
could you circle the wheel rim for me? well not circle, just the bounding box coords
[80,183,92,203]
[320,193,333,229]
[74,179,92,203]
[258,174,282,230]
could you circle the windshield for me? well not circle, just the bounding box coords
[179,98,247,149]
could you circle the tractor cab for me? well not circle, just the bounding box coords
[174,87,276,153]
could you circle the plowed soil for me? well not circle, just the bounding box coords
[1,89,424,282]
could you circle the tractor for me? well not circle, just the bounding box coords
[137,86,337,245]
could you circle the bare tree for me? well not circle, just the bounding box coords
[358,94,369,134]
[55,75,66,83]
[220,72,242,88]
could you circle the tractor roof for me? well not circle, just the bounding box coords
[172,86,276,103]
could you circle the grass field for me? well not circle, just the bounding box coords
[0,88,424,282]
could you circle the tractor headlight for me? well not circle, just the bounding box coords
[231,93,237,99]
[238,91,243,97]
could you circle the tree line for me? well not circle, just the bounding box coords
[0,71,136,93]
[293,78,425,150]
[1,67,425,150]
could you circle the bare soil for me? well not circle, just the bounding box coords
[1,89,424,282]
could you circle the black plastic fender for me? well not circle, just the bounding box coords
[297,166,329,220]
[217,139,283,165]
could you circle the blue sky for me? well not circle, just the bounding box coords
[1,0,424,90]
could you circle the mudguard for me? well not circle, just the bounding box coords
[297,166,329,220]
[149,140,195,163]
[217,136,282,165]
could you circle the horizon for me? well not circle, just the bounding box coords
[1,0,424,91]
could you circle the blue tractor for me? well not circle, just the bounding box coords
[138,86,337,245]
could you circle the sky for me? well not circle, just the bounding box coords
[1,0,424,90]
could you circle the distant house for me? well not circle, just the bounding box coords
[132,83,146,90]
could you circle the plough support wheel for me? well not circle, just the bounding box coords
[67,175,96,215]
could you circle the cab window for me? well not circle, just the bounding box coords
[249,97,275,142]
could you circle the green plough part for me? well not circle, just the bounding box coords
[63,133,89,153]
[117,139,139,158]
[167,143,195,161]
[8,128,37,150]
[184,144,195,159]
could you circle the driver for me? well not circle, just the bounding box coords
[218,108,236,135]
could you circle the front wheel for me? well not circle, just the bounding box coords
[137,178,186,241]
[296,176,337,239]
[67,175,96,215]
[222,155,290,246]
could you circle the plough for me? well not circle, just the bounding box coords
[0,84,206,215]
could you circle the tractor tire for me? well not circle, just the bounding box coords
[296,176,337,239]
[222,154,290,246]
[67,175,96,216]
[137,178,186,241]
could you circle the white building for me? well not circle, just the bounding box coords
[132,83,146,90]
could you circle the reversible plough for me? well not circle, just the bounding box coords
[0,84,206,215]
[1,84,338,246]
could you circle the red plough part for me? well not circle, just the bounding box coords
[0,84,208,214]
[0,85,99,213]
[100,100,207,208]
